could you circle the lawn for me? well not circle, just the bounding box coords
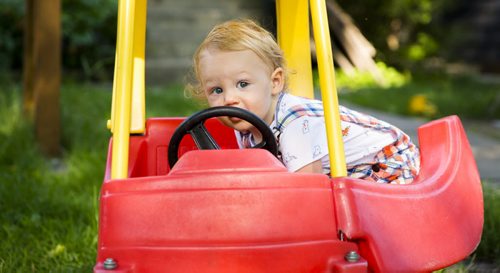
[0,73,499,272]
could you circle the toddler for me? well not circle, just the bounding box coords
[187,19,420,184]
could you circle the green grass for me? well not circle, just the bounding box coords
[1,76,499,272]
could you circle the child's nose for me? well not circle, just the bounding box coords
[223,89,239,106]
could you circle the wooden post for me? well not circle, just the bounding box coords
[23,0,61,156]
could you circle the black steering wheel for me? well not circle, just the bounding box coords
[168,106,279,168]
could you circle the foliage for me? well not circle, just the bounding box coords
[0,0,117,81]
[332,62,410,90]
[0,0,24,71]
[335,0,458,69]
[61,0,117,81]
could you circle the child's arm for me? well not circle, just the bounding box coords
[295,159,323,173]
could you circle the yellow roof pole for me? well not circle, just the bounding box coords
[129,0,147,135]
[108,0,147,179]
[276,0,314,99]
[276,0,346,177]
[310,0,346,177]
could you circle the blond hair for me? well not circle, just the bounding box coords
[186,19,288,96]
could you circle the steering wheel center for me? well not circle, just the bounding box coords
[167,106,279,168]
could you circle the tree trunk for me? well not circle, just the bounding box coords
[23,0,61,157]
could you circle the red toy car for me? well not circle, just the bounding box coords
[94,1,483,272]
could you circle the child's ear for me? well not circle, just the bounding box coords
[270,67,285,95]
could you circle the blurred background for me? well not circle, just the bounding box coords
[1,0,499,272]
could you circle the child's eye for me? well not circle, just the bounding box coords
[237,81,249,88]
[211,87,223,94]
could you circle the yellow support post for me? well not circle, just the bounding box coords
[130,0,147,134]
[109,0,147,179]
[111,0,135,179]
[310,0,346,177]
[109,0,147,134]
[275,0,314,99]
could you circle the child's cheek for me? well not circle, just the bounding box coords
[207,96,214,105]
[205,94,214,104]
[207,96,222,107]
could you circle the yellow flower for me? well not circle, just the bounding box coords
[409,94,437,116]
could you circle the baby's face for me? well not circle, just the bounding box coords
[197,48,283,134]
